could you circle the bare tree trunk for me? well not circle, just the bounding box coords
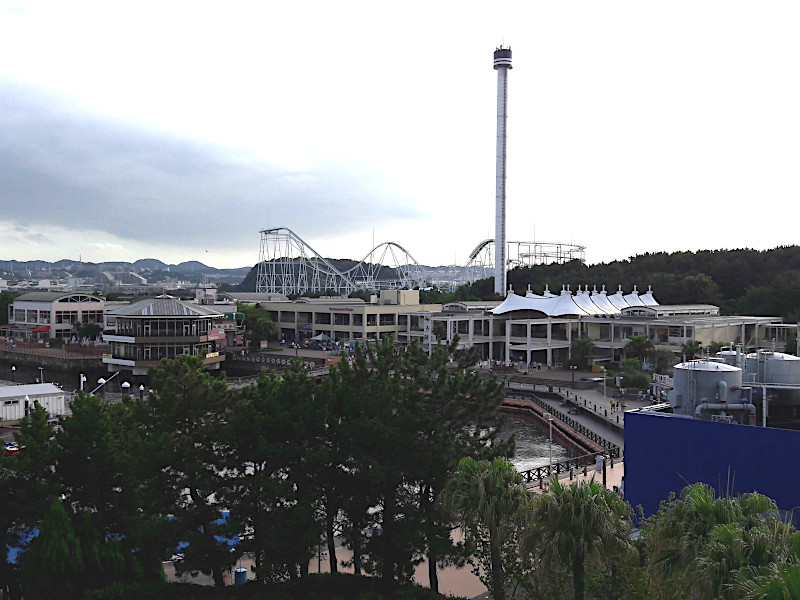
[428,553,439,594]
[212,565,225,588]
[326,503,338,574]
[352,521,363,575]
[489,531,505,600]
[573,552,586,600]
[381,486,396,594]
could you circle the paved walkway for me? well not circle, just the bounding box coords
[494,367,665,455]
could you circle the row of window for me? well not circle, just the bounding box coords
[111,342,215,361]
[12,309,104,325]
[278,313,398,327]
[116,318,212,337]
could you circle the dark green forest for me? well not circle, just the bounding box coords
[459,246,800,321]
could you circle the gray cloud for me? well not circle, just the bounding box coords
[0,82,420,250]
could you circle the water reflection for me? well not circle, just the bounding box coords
[502,413,573,473]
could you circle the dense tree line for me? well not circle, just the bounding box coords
[502,246,800,321]
[442,246,800,321]
[0,339,509,599]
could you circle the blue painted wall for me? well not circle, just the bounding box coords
[625,411,800,516]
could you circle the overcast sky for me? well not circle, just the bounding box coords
[1,1,798,269]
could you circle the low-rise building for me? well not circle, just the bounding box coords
[2,291,105,341]
[400,285,785,367]
[102,296,225,375]
[0,383,66,422]
[265,289,441,344]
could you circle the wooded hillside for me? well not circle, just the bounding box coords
[504,246,800,320]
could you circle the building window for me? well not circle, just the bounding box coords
[353,314,363,326]
[366,314,377,327]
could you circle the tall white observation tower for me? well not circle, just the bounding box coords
[493,46,512,295]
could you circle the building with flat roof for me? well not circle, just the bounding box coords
[264,289,441,344]
[0,383,66,422]
[2,291,105,341]
[102,296,225,375]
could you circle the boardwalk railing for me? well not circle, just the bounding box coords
[506,389,621,458]
[519,452,614,484]
[229,354,320,370]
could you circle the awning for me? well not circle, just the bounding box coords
[31,326,50,333]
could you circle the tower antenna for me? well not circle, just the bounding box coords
[493,45,512,295]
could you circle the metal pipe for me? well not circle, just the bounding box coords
[694,402,756,418]
[762,385,767,427]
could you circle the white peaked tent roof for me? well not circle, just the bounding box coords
[640,286,659,306]
[491,285,659,317]
[572,287,605,316]
[589,286,619,314]
[524,285,543,299]
[607,286,630,310]
[623,285,646,307]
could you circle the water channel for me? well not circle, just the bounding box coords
[501,413,573,472]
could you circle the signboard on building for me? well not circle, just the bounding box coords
[205,351,220,358]
[653,373,673,388]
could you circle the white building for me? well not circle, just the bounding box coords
[3,292,105,341]
[399,285,784,367]
[0,383,66,422]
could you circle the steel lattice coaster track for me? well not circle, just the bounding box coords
[255,227,586,295]
[256,227,424,296]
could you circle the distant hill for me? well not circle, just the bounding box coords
[0,258,252,283]
[133,258,169,270]
[175,260,212,273]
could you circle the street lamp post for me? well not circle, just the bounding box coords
[570,364,577,388]
[79,373,86,392]
[139,384,145,400]
[544,412,554,472]
[97,378,106,398]
[10,365,15,383]
[601,366,607,399]
[38,366,44,383]
[121,382,130,397]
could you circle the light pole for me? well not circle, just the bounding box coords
[570,364,577,388]
[97,378,106,398]
[38,366,44,383]
[79,373,86,392]
[121,381,130,397]
[601,366,607,399]
[10,365,15,383]
[139,384,145,400]
[544,412,554,472]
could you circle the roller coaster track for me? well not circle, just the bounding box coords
[256,227,586,295]
[256,227,425,295]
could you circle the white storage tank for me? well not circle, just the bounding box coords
[744,351,800,405]
[744,351,800,385]
[716,350,741,367]
[669,360,744,417]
